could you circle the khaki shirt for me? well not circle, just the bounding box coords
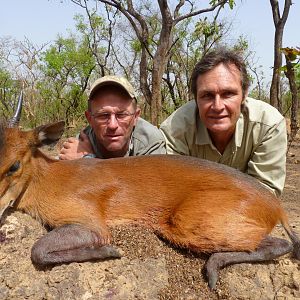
[160,98,287,196]
[85,117,166,158]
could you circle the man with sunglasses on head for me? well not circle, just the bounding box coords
[59,76,166,160]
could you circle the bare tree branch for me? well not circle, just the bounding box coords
[174,0,228,24]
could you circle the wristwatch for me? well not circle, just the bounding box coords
[82,153,97,159]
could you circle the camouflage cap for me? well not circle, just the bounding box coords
[89,75,137,100]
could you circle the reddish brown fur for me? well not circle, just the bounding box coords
[0,125,289,253]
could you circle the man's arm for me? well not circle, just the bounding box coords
[138,138,167,155]
[159,118,191,156]
[160,127,192,155]
[131,118,167,156]
[159,101,198,156]
[247,118,287,197]
[59,130,95,160]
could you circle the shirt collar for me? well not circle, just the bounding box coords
[127,128,135,156]
[235,112,244,147]
[195,114,212,145]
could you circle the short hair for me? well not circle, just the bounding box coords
[190,47,250,100]
[88,85,137,111]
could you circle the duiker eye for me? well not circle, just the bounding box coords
[7,161,20,176]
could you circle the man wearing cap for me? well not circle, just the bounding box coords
[59,75,166,159]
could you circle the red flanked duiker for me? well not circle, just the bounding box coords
[0,119,299,290]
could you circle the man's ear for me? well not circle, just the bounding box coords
[85,110,92,126]
[242,89,249,103]
[241,89,248,113]
[133,107,141,126]
[135,107,141,117]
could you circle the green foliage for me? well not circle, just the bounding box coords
[281,47,300,62]
[75,13,103,33]
[0,67,12,90]
[233,35,249,52]
[130,39,142,52]
[194,18,220,38]
[73,12,110,73]
[0,0,255,130]
[42,35,95,82]
[295,64,300,87]
[281,47,300,88]
[160,16,238,116]
[228,0,236,9]
[210,0,235,9]
[0,12,112,129]
[0,64,23,120]
[36,31,95,126]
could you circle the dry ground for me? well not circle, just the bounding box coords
[0,140,299,300]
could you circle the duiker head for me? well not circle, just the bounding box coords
[0,120,65,224]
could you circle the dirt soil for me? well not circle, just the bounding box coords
[0,140,299,300]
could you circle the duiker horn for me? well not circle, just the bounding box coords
[7,91,23,128]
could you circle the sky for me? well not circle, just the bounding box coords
[0,0,299,84]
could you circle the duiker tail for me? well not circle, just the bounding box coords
[281,213,300,259]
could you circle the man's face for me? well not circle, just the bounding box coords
[196,63,245,137]
[85,88,140,158]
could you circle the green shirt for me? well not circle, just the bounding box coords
[160,98,287,196]
[85,117,166,158]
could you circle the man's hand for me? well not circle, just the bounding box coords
[59,130,95,160]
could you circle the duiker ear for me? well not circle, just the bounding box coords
[35,121,65,146]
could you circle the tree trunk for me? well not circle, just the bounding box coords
[270,22,285,110]
[149,0,173,125]
[139,47,152,107]
[284,56,299,139]
[269,0,292,111]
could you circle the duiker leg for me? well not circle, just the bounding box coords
[206,236,292,289]
[31,224,121,266]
